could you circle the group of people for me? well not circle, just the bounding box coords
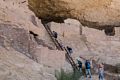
[52,31,73,56]
[77,56,105,80]
[52,31,105,80]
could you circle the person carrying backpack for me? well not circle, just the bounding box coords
[52,31,58,39]
[77,59,83,73]
[66,46,73,55]
[85,60,92,80]
[77,58,84,80]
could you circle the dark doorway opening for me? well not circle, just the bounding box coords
[104,27,115,36]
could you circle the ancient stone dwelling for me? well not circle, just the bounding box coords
[0,0,120,80]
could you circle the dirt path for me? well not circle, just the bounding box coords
[79,75,106,80]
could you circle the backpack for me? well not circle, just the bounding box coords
[78,60,82,68]
[53,31,58,38]
[67,46,73,53]
[85,60,91,69]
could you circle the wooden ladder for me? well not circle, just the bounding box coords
[43,24,79,71]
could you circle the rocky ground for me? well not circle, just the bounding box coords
[79,75,103,80]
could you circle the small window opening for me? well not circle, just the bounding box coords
[104,27,115,36]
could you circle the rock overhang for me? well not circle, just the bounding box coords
[28,0,120,30]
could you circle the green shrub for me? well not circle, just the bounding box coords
[55,69,82,80]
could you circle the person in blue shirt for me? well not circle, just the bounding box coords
[85,60,92,80]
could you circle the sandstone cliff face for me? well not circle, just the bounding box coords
[28,0,120,29]
[0,0,67,80]
[0,0,120,79]
[0,48,56,80]
[0,23,38,60]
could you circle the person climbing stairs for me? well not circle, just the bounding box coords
[42,22,78,71]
